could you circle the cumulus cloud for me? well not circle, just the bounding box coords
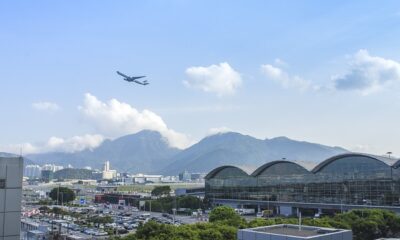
[333,50,400,94]
[207,126,232,136]
[45,134,104,152]
[261,64,318,91]
[78,93,191,149]
[184,62,242,96]
[32,101,60,111]
[0,134,104,154]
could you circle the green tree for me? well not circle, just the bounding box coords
[198,228,223,240]
[49,187,76,204]
[51,207,67,219]
[39,206,50,213]
[352,219,379,240]
[88,216,113,228]
[208,206,244,227]
[135,220,175,240]
[151,186,171,197]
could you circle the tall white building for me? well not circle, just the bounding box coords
[102,161,116,180]
[0,157,24,239]
[24,164,42,179]
[41,164,63,172]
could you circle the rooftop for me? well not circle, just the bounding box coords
[253,224,339,237]
[240,224,352,238]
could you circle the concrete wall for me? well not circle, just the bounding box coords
[0,157,23,240]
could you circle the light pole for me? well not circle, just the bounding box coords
[57,184,60,205]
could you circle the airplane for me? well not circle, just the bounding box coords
[116,71,149,85]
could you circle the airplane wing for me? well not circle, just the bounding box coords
[116,71,130,78]
[134,76,146,79]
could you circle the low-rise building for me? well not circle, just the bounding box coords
[237,224,352,240]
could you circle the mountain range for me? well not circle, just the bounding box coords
[23,130,349,174]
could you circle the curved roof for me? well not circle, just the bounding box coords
[206,153,400,180]
[204,165,249,180]
[312,153,400,173]
[251,160,310,177]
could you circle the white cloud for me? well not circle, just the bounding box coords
[333,49,400,95]
[207,126,232,136]
[0,134,104,154]
[261,64,318,91]
[274,58,287,67]
[45,134,104,152]
[78,93,191,149]
[184,62,242,96]
[32,101,60,111]
[261,64,319,91]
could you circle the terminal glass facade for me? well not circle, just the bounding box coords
[205,154,400,207]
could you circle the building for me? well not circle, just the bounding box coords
[205,153,400,215]
[179,170,191,182]
[41,170,54,182]
[102,161,117,180]
[24,165,42,179]
[132,174,162,183]
[238,224,352,240]
[0,156,24,239]
[94,193,142,205]
[41,164,63,172]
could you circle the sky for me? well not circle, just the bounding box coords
[1,0,400,156]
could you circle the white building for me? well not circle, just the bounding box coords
[132,174,162,183]
[24,165,42,179]
[41,164,63,172]
[0,156,24,239]
[102,161,117,180]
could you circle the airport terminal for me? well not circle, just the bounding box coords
[205,153,400,216]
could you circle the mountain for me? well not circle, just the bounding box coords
[25,131,349,175]
[0,152,35,166]
[27,130,181,173]
[161,132,348,174]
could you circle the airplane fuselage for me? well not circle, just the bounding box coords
[117,71,148,85]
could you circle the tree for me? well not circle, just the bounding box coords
[39,206,50,213]
[88,216,113,228]
[49,187,76,204]
[208,206,244,227]
[51,207,67,219]
[135,220,175,240]
[151,186,171,197]
[352,219,380,240]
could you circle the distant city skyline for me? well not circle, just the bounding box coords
[1,1,400,156]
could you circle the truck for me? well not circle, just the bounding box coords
[235,208,255,215]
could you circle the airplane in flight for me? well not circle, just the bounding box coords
[116,71,149,85]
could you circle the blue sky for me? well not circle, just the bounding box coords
[1,1,400,155]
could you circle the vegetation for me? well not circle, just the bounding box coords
[112,207,400,240]
[208,205,245,227]
[49,186,76,204]
[88,215,113,228]
[151,185,172,197]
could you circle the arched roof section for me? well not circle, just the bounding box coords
[205,165,249,180]
[312,153,400,173]
[251,160,311,177]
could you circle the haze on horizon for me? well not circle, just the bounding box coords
[1,1,400,156]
